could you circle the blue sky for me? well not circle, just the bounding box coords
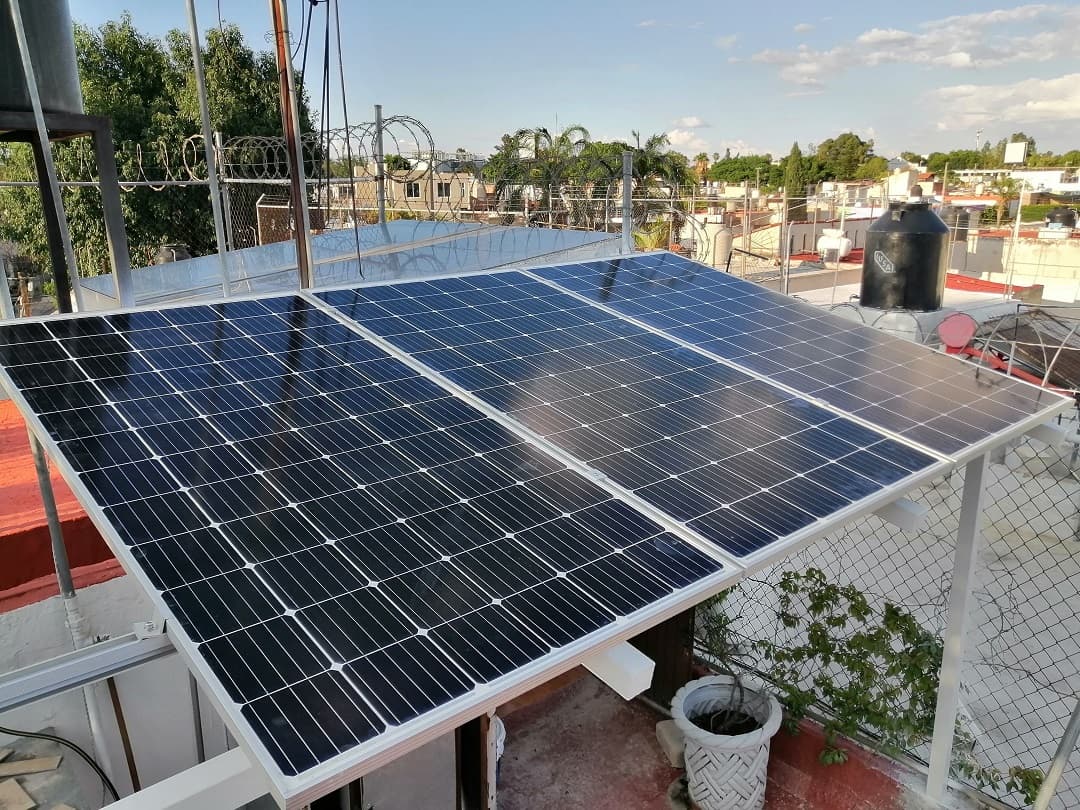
[68,1,1080,159]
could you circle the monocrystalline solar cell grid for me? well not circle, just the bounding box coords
[530,253,1062,456]
[0,296,726,780]
[318,273,938,558]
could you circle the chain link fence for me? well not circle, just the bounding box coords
[709,410,1080,808]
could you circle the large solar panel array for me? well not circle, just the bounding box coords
[0,250,1069,807]
[318,272,941,559]
[0,297,726,793]
[529,253,1061,457]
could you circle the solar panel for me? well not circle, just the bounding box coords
[0,297,730,805]
[529,252,1065,458]
[316,273,944,560]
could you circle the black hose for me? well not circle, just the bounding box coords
[0,724,120,802]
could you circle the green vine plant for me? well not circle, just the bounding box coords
[695,569,1045,805]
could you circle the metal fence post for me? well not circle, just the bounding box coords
[214,133,234,251]
[926,452,989,800]
[374,104,387,225]
[621,151,633,254]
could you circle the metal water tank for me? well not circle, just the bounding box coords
[0,0,84,115]
[860,200,949,311]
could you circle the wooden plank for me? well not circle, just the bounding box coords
[0,779,35,810]
[0,757,61,779]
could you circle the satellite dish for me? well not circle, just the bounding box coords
[937,312,978,350]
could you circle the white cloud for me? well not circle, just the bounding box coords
[666,129,709,152]
[856,28,913,45]
[752,4,1080,88]
[793,22,814,32]
[636,19,657,28]
[673,116,709,128]
[714,34,738,49]
[930,72,1080,129]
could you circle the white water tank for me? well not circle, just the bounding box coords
[816,228,852,259]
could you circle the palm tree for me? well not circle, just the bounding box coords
[989,176,1020,226]
[694,152,710,179]
[517,124,591,222]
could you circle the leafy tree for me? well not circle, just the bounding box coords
[854,156,889,180]
[0,15,313,275]
[384,154,412,171]
[899,151,924,164]
[816,132,873,180]
[783,142,808,220]
[707,154,777,186]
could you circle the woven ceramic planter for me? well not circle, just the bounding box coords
[671,675,782,810]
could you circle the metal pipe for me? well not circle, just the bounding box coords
[269,0,314,289]
[621,151,632,253]
[185,0,230,298]
[780,189,790,295]
[27,428,118,788]
[1033,696,1080,810]
[374,104,387,225]
[29,429,74,598]
[8,0,83,312]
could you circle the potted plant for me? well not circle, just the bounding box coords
[671,591,783,810]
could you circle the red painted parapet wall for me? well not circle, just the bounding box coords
[0,400,122,612]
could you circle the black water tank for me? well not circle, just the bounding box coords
[1046,206,1077,228]
[861,201,949,311]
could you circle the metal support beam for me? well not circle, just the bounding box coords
[269,0,314,289]
[926,453,988,800]
[103,748,267,810]
[90,119,134,306]
[185,0,230,298]
[0,632,175,715]
[1033,695,1080,810]
[8,0,83,312]
[29,138,76,312]
[621,151,633,254]
[0,256,14,321]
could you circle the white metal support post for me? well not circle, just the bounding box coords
[0,256,14,320]
[185,0,230,298]
[926,453,989,800]
[621,151,633,254]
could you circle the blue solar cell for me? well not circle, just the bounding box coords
[530,253,1068,457]
[0,293,727,792]
[319,272,938,560]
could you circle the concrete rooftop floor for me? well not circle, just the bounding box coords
[498,673,962,810]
